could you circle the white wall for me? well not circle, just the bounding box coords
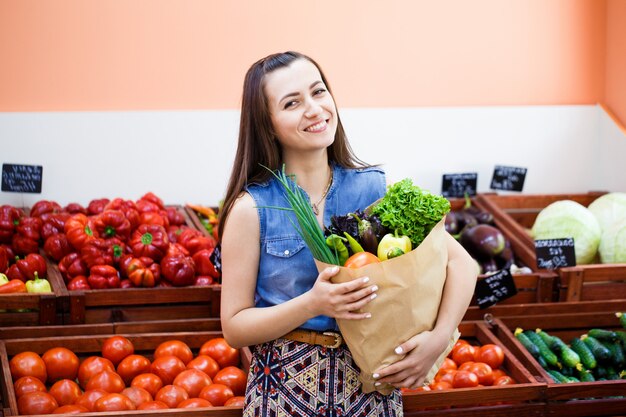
[1,105,624,207]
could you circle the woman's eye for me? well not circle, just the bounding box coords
[313,88,327,96]
[283,100,297,109]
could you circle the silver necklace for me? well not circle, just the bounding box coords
[311,169,333,216]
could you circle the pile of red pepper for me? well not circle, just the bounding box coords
[1,192,220,293]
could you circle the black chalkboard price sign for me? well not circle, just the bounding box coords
[475,268,518,309]
[535,238,576,269]
[441,172,478,198]
[490,165,527,192]
[1,163,43,193]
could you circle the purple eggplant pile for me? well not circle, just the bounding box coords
[446,197,516,275]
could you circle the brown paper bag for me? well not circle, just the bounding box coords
[315,218,459,395]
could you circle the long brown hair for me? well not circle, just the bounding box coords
[218,51,369,239]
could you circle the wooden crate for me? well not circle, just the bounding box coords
[557,264,626,302]
[402,321,545,415]
[0,328,249,416]
[490,311,626,417]
[0,255,66,327]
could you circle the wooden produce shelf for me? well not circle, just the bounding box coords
[489,311,626,417]
[477,192,626,302]
[0,327,249,416]
[401,321,545,415]
[0,254,66,327]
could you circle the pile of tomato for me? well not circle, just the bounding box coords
[402,339,515,395]
[9,335,247,414]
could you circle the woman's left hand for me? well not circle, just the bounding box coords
[372,330,448,389]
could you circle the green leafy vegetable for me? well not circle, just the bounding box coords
[371,178,450,247]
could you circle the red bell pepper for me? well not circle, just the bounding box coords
[94,210,131,241]
[16,253,47,281]
[192,249,220,279]
[66,275,91,291]
[29,200,62,218]
[135,199,161,214]
[160,253,195,287]
[105,198,140,231]
[44,233,72,261]
[0,278,27,293]
[64,213,98,250]
[0,245,8,272]
[126,257,158,287]
[138,211,170,229]
[166,207,186,226]
[87,265,120,289]
[139,192,165,210]
[58,252,88,282]
[87,198,110,216]
[0,205,24,244]
[15,216,42,242]
[11,235,39,256]
[166,243,190,258]
[194,275,215,286]
[80,238,114,268]
[120,279,134,288]
[64,203,87,214]
[130,224,169,261]
[41,213,70,241]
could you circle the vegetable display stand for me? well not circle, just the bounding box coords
[0,257,66,327]
[489,312,626,417]
[402,321,545,416]
[0,326,249,416]
[447,197,558,321]
[557,264,626,301]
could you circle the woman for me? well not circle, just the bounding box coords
[219,51,477,416]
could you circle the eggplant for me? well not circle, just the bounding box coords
[495,240,515,270]
[445,211,459,235]
[460,224,506,260]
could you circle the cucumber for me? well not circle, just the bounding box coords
[604,341,626,368]
[536,328,555,346]
[537,355,548,369]
[617,312,626,329]
[595,366,608,379]
[524,330,559,367]
[570,337,597,369]
[577,365,596,382]
[546,369,570,384]
[615,330,626,347]
[514,328,541,359]
[581,335,612,362]
[588,328,619,342]
[566,376,581,383]
[606,366,620,380]
[550,335,581,368]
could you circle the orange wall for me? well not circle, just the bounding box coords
[0,0,609,111]
[605,0,626,129]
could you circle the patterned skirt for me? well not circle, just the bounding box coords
[243,338,403,417]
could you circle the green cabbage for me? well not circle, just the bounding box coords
[599,217,626,263]
[588,192,626,232]
[531,200,601,265]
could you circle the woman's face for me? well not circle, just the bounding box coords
[264,58,338,155]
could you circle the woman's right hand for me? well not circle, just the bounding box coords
[305,266,378,320]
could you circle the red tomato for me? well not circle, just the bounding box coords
[155,384,189,408]
[121,386,153,408]
[77,356,115,388]
[434,369,456,385]
[131,373,164,398]
[493,375,516,386]
[451,344,477,366]
[53,404,89,414]
[85,370,125,393]
[150,355,186,385]
[457,361,475,372]
[154,340,193,365]
[178,398,214,408]
[491,368,508,380]
[18,391,59,415]
[475,344,505,369]
[94,393,136,411]
[137,400,169,410]
[200,338,240,368]
[10,351,47,383]
[173,368,213,398]
[452,370,480,388]
[213,366,247,396]
[343,251,381,268]
[13,376,47,398]
[429,381,452,391]
[469,362,495,386]
[401,385,431,394]
[199,383,234,406]
[42,347,80,383]
[224,396,245,406]
[117,354,152,386]
[187,355,220,379]
[74,389,108,411]
[440,357,458,371]
[101,335,135,366]
[48,379,83,406]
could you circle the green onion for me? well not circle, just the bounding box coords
[262,164,340,265]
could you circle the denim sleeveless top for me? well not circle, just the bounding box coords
[245,164,386,331]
